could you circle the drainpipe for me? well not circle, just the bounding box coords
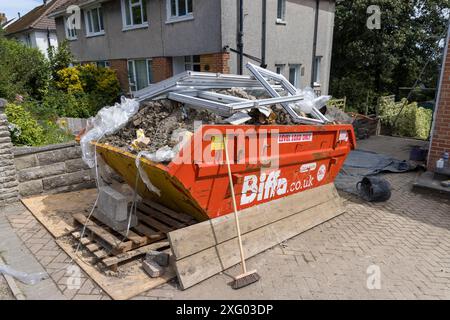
[46,27,52,51]
[261,0,267,68]
[237,0,244,75]
[310,0,320,87]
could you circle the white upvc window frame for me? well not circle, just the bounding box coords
[166,0,194,24]
[184,55,201,71]
[65,17,78,40]
[276,0,286,24]
[288,64,301,88]
[128,58,152,92]
[84,5,105,37]
[121,0,149,31]
[314,56,322,85]
[275,64,285,75]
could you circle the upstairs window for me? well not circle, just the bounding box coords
[184,55,200,71]
[122,0,148,29]
[65,17,77,40]
[277,0,286,23]
[167,0,193,22]
[85,6,104,36]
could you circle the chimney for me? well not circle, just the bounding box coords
[18,12,21,19]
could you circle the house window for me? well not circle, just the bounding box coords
[184,55,201,71]
[289,64,300,88]
[96,61,110,68]
[65,17,77,40]
[277,0,286,22]
[314,56,322,84]
[121,0,148,29]
[85,6,104,36]
[275,64,285,75]
[128,59,152,91]
[168,0,193,20]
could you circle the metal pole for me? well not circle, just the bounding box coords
[310,0,319,87]
[261,0,267,68]
[238,0,244,75]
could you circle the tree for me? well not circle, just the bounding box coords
[330,0,449,111]
[48,39,74,79]
[0,38,51,100]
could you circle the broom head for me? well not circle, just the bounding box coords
[230,270,260,290]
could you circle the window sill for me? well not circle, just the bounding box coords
[122,23,149,32]
[165,14,194,24]
[276,19,287,25]
[66,37,77,41]
[86,31,105,38]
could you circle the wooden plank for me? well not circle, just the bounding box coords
[21,189,98,238]
[93,249,109,259]
[138,204,186,229]
[168,183,339,260]
[86,243,102,252]
[72,232,92,246]
[143,200,194,224]
[115,229,148,246]
[137,212,173,233]
[56,239,175,300]
[174,197,345,290]
[102,241,170,267]
[73,213,131,252]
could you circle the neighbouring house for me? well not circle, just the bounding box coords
[4,0,69,58]
[428,24,450,171]
[49,0,335,95]
[0,13,7,26]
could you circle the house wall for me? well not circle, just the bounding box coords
[14,30,58,58]
[428,30,450,171]
[55,0,223,61]
[221,0,335,93]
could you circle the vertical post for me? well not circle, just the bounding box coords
[261,0,267,69]
[310,0,320,87]
[237,0,244,75]
[0,99,19,207]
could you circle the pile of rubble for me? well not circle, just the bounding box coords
[100,89,295,155]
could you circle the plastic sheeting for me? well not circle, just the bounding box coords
[81,97,140,168]
[335,149,416,195]
[0,265,48,285]
[294,87,331,115]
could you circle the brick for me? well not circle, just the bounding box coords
[42,170,93,190]
[142,259,165,278]
[65,158,89,173]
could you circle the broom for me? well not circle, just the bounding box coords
[223,135,260,289]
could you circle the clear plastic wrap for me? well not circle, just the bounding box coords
[294,87,331,114]
[0,265,48,285]
[81,97,140,168]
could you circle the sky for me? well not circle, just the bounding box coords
[0,0,43,22]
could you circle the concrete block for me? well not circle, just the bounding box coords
[93,186,137,231]
[146,250,170,267]
[17,163,66,182]
[142,259,165,278]
[36,147,81,166]
[18,180,43,197]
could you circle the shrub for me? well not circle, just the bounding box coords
[48,40,73,79]
[0,38,50,100]
[55,64,121,115]
[379,98,432,140]
[5,103,45,145]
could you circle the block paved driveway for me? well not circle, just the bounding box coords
[1,137,450,300]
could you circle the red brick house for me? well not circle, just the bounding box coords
[428,25,450,171]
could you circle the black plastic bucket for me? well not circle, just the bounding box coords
[356,176,391,202]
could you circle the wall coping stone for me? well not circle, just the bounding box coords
[13,141,77,157]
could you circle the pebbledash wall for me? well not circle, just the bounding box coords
[13,143,96,198]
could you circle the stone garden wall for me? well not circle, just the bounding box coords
[13,142,96,197]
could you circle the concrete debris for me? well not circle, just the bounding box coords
[146,250,170,267]
[325,106,354,124]
[142,259,165,278]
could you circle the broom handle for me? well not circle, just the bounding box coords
[223,135,247,275]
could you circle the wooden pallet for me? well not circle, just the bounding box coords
[71,200,197,271]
